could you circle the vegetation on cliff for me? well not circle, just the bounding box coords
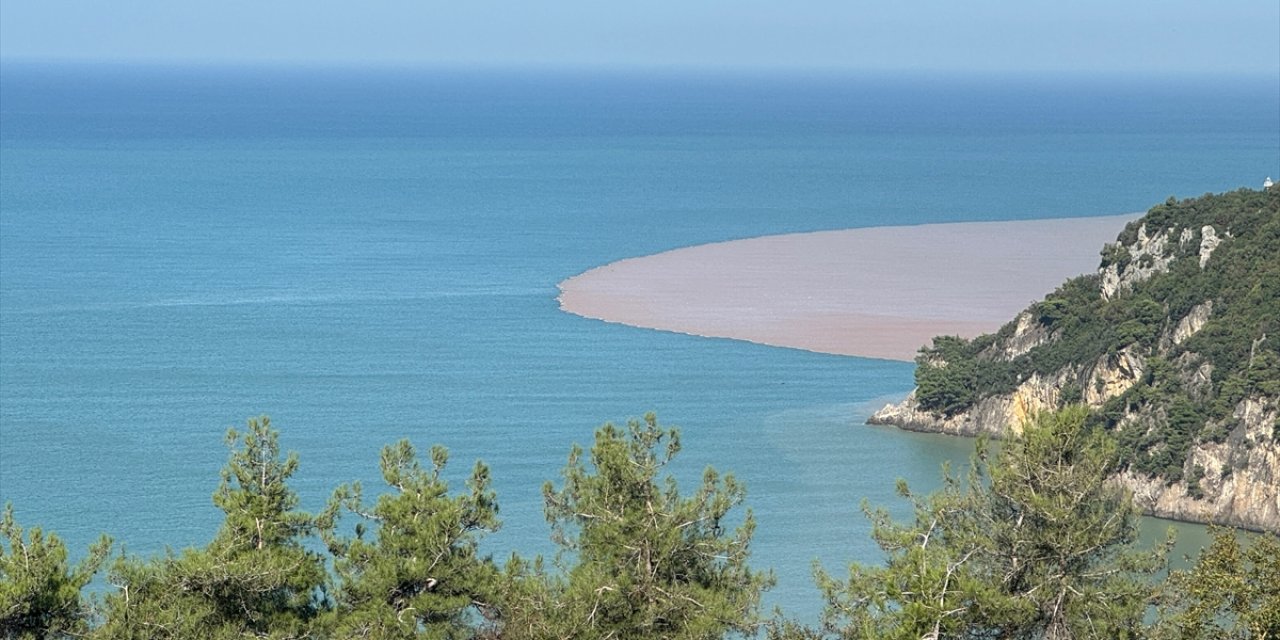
[912,187,1280,490]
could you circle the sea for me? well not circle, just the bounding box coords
[2,63,1278,622]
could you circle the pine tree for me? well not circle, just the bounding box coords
[815,407,1169,640]
[981,407,1169,640]
[498,413,773,640]
[1153,526,1280,640]
[318,440,501,639]
[96,417,327,639]
[0,505,110,639]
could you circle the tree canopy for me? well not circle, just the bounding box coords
[3,409,1276,639]
[497,413,773,639]
[319,440,501,638]
[95,417,328,639]
[812,407,1171,640]
[0,505,110,639]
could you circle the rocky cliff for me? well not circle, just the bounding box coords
[869,188,1280,532]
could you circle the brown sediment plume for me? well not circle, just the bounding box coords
[557,214,1134,361]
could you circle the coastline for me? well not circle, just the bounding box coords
[558,214,1136,362]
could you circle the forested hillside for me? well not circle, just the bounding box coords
[871,187,1280,530]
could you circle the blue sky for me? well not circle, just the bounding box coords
[2,0,1277,74]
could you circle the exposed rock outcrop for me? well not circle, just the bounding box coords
[1199,225,1222,268]
[1116,396,1279,530]
[871,364,1280,532]
[1167,301,1213,348]
[1083,349,1146,406]
[870,349,1144,437]
[1100,224,1178,299]
[1098,223,1228,299]
[996,312,1054,361]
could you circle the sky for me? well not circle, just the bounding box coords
[1,0,1278,74]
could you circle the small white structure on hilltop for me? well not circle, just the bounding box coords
[1266,177,1275,189]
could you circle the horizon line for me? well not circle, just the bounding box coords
[3,55,1279,81]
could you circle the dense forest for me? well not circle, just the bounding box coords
[3,411,1278,639]
[904,188,1279,515]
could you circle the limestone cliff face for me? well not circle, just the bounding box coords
[870,347,1149,438]
[869,190,1280,532]
[1115,396,1279,531]
[1098,222,1226,299]
[1166,301,1213,349]
[871,369,1280,531]
[996,312,1054,361]
[1100,223,1178,299]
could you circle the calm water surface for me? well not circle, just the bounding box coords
[2,64,1276,619]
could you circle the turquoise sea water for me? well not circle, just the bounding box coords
[2,64,1278,620]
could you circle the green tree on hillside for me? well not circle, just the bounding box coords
[96,417,327,639]
[914,336,981,416]
[498,413,773,639]
[318,440,501,639]
[0,505,110,639]
[1153,527,1280,640]
[814,407,1169,640]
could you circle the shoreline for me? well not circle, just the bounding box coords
[558,214,1136,361]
